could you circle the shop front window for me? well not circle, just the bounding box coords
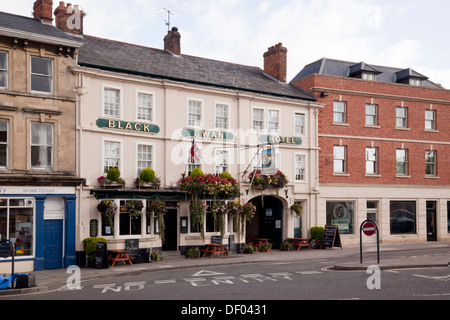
[326,201,354,234]
[0,198,34,257]
[390,201,416,234]
[119,200,142,236]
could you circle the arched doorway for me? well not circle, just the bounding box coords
[246,196,284,249]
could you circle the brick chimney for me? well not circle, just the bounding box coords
[54,2,85,35]
[263,43,287,83]
[164,27,181,56]
[33,0,54,24]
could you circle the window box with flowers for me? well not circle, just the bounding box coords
[135,168,161,189]
[98,167,126,189]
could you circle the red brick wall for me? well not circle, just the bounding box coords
[294,74,450,186]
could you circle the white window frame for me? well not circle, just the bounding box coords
[187,99,203,128]
[425,110,436,131]
[214,149,229,176]
[333,145,347,174]
[30,56,53,94]
[0,51,8,90]
[365,147,378,175]
[396,107,408,128]
[135,90,155,123]
[294,112,306,136]
[365,104,378,126]
[252,107,265,132]
[102,138,122,174]
[0,119,9,169]
[396,149,408,176]
[294,153,306,182]
[102,84,123,118]
[30,122,54,170]
[333,101,347,124]
[267,109,280,134]
[136,141,155,176]
[425,150,437,177]
[214,103,230,130]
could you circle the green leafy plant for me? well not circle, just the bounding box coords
[106,167,121,181]
[280,241,292,251]
[242,244,256,254]
[310,226,324,240]
[291,203,303,216]
[82,237,107,266]
[140,168,156,182]
[150,249,162,262]
[258,243,272,252]
[186,247,201,259]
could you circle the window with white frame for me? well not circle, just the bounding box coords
[104,88,120,117]
[0,198,34,256]
[425,110,436,130]
[425,150,437,176]
[365,104,378,126]
[396,149,408,175]
[252,108,264,131]
[294,113,305,136]
[333,146,346,174]
[365,147,378,175]
[31,122,53,169]
[333,101,346,123]
[0,119,8,168]
[295,154,306,181]
[188,100,202,127]
[396,107,408,128]
[137,93,153,122]
[31,56,53,93]
[137,144,153,175]
[0,51,8,89]
[268,110,279,133]
[215,104,229,129]
[104,141,120,173]
[215,150,229,175]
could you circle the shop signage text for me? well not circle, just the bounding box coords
[96,119,160,134]
[260,135,302,145]
[182,128,234,140]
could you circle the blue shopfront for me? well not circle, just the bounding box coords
[0,187,77,273]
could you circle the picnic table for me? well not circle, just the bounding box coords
[108,250,134,267]
[200,244,229,259]
[248,237,271,252]
[289,238,311,251]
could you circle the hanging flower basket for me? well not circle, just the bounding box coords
[97,200,117,233]
[124,200,144,219]
[147,200,168,244]
[291,203,303,216]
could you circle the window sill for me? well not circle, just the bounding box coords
[395,127,410,131]
[332,122,349,126]
[425,175,439,179]
[395,175,411,178]
[332,173,349,177]
[365,174,381,177]
[364,125,381,129]
[424,129,439,133]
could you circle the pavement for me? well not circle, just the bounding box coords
[0,241,448,296]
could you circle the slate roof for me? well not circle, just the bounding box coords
[0,11,82,46]
[291,58,443,89]
[77,35,316,101]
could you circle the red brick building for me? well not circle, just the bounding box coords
[292,58,450,244]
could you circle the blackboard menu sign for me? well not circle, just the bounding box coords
[211,236,222,244]
[94,242,109,269]
[228,235,235,253]
[321,225,342,249]
[126,239,139,257]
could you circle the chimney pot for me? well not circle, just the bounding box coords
[54,1,85,35]
[33,0,54,24]
[263,42,287,83]
[164,26,181,56]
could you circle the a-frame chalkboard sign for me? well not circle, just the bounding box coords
[320,225,342,249]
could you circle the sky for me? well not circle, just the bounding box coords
[2,0,449,88]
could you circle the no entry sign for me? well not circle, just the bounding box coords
[362,221,376,236]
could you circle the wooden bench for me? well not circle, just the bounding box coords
[108,250,135,267]
[289,238,311,251]
[201,244,229,259]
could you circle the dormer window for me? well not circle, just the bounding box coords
[348,62,381,81]
[409,78,422,86]
[362,73,376,81]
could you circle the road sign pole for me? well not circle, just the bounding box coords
[360,220,380,264]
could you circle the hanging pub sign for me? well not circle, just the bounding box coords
[96,118,160,134]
